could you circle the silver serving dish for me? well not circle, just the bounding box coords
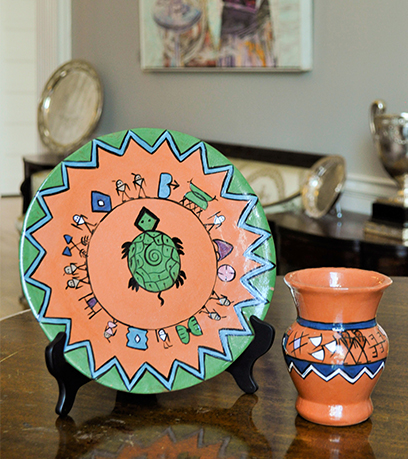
[301,155,346,219]
[38,60,103,155]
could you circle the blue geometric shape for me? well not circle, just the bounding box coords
[63,247,72,257]
[158,173,172,199]
[126,327,148,350]
[64,234,72,244]
[91,191,112,213]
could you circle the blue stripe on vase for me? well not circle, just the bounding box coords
[297,317,377,331]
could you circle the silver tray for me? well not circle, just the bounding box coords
[301,155,346,218]
[38,60,103,155]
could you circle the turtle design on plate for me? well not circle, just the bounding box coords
[121,207,186,305]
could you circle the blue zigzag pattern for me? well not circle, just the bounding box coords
[21,129,275,391]
[284,355,386,384]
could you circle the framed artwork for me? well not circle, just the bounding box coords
[140,0,313,72]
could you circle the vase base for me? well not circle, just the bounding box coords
[295,397,373,426]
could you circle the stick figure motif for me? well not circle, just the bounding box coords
[66,275,89,290]
[210,291,233,307]
[72,214,96,233]
[205,211,225,232]
[104,320,117,342]
[132,173,147,198]
[63,235,89,258]
[64,262,87,276]
[200,306,225,321]
[156,328,172,349]
[115,179,131,202]
[66,278,80,290]
[217,295,232,306]
[79,292,102,319]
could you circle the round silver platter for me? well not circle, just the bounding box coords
[38,60,103,155]
[301,155,346,219]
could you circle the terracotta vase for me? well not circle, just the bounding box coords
[282,267,392,426]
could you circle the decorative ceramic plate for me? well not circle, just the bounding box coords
[20,129,276,393]
[301,155,346,219]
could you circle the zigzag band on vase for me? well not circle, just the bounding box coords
[284,355,386,384]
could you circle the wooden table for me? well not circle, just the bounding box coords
[1,277,407,458]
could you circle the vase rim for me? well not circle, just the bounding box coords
[284,267,392,292]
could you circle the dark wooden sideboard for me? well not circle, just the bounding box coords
[20,149,408,277]
[20,153,65,213]
[268,210,408,277]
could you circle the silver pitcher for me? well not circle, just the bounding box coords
[370,100,408,207]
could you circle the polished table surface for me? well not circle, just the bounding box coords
[1,276,407,458]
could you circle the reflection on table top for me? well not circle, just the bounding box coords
[1,276,407,458]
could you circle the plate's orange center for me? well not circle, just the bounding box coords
[87,198,217,329]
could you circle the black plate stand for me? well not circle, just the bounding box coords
[226,316,275,393]
[45,315,275,417]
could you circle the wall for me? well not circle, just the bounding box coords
[0,0,71,196]
[71,0,408,213]
[0,0,37,196]
[36,0,72,152]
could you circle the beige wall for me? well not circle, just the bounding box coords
[71,0,408,212]
[0,0,37,196]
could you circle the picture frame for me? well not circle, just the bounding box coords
[140,0,313,72]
